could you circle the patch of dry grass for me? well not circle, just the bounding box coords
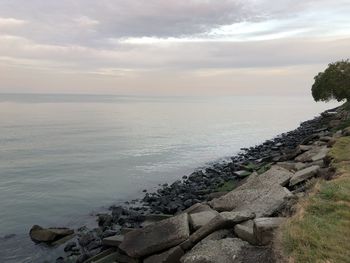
[280,136,350,263]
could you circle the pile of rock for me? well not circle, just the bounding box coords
[32,106,347,263]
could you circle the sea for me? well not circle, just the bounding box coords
[0,94,340,262]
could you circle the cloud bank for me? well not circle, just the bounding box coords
[0,0,350,95]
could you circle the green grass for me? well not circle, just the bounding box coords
[281,135,350,263]
[215,180,236,192]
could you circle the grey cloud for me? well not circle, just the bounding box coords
[2,0,349,46]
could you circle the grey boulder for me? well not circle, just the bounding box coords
[29,225,74,243]
[181,238,247,263]
[119,213,190,258]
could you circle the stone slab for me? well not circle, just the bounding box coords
[119,213,190,258]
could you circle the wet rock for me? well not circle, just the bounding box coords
[97,214,113,228]
[78,232,95,247]
[64,241,77,252]
[119,213,190,258]
[29,225,74,243]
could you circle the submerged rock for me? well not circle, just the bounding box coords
[29,225,74,243]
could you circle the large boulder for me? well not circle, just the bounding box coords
[234,220,256,245]
[209,166,293,216]
[189,210,219,231]
[189,210,255,245]
[180,238,248,263]
[119,213,190,258]
[253,217,285,245]
[102,235,124,247]
[29,225,74,243]
[289,165,320,186]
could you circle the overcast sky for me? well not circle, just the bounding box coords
[0,0,350,96]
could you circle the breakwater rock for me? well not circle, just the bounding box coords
[34,105,348,263]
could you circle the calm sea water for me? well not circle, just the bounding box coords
[0,94,339,262]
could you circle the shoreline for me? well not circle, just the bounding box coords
[11,104,342,263]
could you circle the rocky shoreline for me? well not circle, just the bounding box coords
[30,104,346,263]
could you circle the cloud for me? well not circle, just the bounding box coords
[0,0,350,94]
[0,17,27,28]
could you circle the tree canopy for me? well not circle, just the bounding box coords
[312,60,350,102]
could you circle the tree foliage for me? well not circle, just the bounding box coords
[312,60,350,102]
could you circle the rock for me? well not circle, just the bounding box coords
[253,217,285,245]
[189,210,255,245]
[102,235,124,247]
[206,192,228,201]
[64,241,77,252]
[144,246,184,263]
[199,229,233,243]
[311,146,329,162]
[295,146,329,162]
[97,214,113,228]
[234,170,251,178]
[119,213,190,258]
[29,225,74,243]
[183,203,212,214]
[78,232,95,247]
[298,145,313,152]
[209,166,293,216]
[234,220,256,245]
[83,248,116,263]
[180,238,248,263]
[289,165,320,186]
[189,210,219,231]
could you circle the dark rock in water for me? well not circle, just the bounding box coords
[29,225,74,243]
[97,213,113,228]
[78,232,95,247]
[76,253,89,263]
[64,241,77,252]
[86,240,101,251]
[55,257,65,263]
[102,229,118,239]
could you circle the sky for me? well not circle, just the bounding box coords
[0,0,350,96]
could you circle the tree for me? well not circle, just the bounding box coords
[312,59,350,102]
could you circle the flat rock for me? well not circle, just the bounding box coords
[234,220,256,245]
[29,225,74,243]
[254,217,285,245]
[295,146,329,162]
[144,246,184,263]
[102,235,124,247]
[189,210,255,245]
[289,165,320,186]
[119,213,190,258]
[183,203,212,214]
[181,238,248,263]
[189,210,219,230]
[209,166,293,216]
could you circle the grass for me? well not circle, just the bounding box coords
[280,135,350,263]
[215,180,236,192]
